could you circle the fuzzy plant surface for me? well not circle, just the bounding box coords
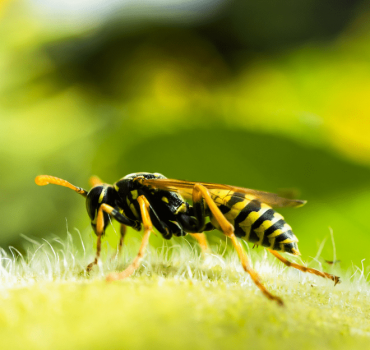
[0,231,369,350]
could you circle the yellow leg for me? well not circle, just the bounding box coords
[268,249,340,285]
[86,203,120,272]
[86,234,102,272]
[229,234,283,305]
[193,184,283,306]
[112,225,127,260]
[189,233,210,255]
[106,196,152,281]
[118,224,126,254]
[86,204,105,272]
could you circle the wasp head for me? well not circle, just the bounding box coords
[35,175,121,236]
[86,185,119,235]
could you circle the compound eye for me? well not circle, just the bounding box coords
[85,186,105,221]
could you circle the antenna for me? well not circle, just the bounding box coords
[35,175,88,197]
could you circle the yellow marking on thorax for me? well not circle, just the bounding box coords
[131,190,138,200]
[114,184,119,191]
[130,204,139,218]
[175,202,187,214]
[162,197,169,203]
[127,197,139,218]
[98,187,107,203]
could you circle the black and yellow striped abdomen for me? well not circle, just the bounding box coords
[209,190,300,255]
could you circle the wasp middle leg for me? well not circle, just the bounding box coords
[189,233,210,255]
[191,184,284,306]
[111,224,127,261]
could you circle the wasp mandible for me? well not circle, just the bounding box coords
[35,172,340,305]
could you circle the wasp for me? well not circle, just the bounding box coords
[35,172,340,305]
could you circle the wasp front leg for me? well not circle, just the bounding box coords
[89,176,128,260]
[86,206,105,272]
[106,195,153,281]
[191,184,284,306]
[86,204,141,273]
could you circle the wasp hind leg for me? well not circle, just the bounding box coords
[106,195,153,281]
[268,249,340,285]
[192,184,283,306]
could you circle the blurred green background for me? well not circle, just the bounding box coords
[1,0,370,269]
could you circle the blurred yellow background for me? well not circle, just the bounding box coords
[1,0,370,268]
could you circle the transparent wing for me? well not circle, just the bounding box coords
[141,178,306,208]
